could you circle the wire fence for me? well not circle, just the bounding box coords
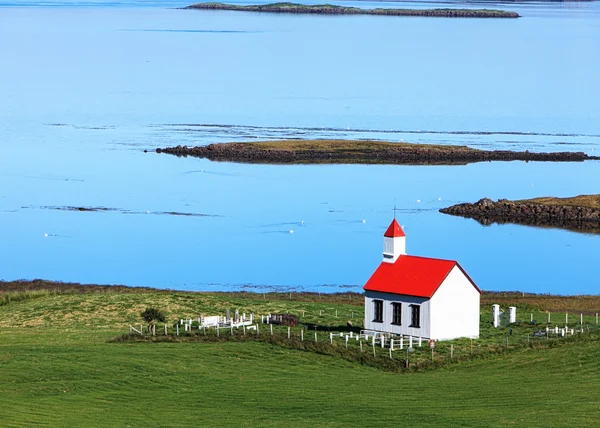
[121,318,600,372]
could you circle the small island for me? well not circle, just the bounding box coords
[184,3,520,19]
[154,140,598,166]
[440,195,600,233]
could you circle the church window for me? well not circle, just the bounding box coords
[392,303,402,325]
[373,300,383,323]
[410,305,420,328]
[384,239,393,254]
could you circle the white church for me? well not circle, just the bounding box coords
[363,219,480,341]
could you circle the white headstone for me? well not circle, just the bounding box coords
[492,304,500,328]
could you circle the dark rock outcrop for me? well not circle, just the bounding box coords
[440,198,600,233]
[184,3,520,18]
[155,143,598,166]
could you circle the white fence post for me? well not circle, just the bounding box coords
[301,330,304,341]
[164,324,167,335]
[176,324,179,336]
[330,333,333,344]
[314,331,317,342]
[270,324,273,336]
[418,337,422,347]
[288,327,290,339]
[581,313,583,325]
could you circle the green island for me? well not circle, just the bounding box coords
[154,139,598,165]
[184,2,520,19]
[2,280,600,426]
[441,194,600,234]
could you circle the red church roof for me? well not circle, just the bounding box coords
[384,219,405,238]
[363,255,479,298]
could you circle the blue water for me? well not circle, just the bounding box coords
[1,0,599,294]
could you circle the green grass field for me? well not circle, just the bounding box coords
[1,286,600,426]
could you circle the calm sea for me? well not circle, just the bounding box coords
[1,0,599,294]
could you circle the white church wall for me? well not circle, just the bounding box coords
[364,291,430,338]
[429,266,480,340]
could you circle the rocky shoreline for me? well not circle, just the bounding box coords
[440,197,600,233]
[184,3,520,19]
[154,141,598,166]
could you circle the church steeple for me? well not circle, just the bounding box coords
[382,218,406,263]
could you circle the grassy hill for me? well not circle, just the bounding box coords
[1,283,600,426]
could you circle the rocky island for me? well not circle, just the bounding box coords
[154,140,598,166]
[440,195,600,233]
[184,3,520,19]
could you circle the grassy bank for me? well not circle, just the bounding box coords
[2,282,600,426]
[518,194,600,209]
[244,139,465,152]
